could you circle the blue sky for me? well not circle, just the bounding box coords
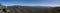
[0,0,60,7]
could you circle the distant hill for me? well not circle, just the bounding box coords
[0,4,54,13]
[7,6,54,13]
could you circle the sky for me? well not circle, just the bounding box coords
[0,0,60,7]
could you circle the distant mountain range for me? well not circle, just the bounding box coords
[7,6,53,13]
